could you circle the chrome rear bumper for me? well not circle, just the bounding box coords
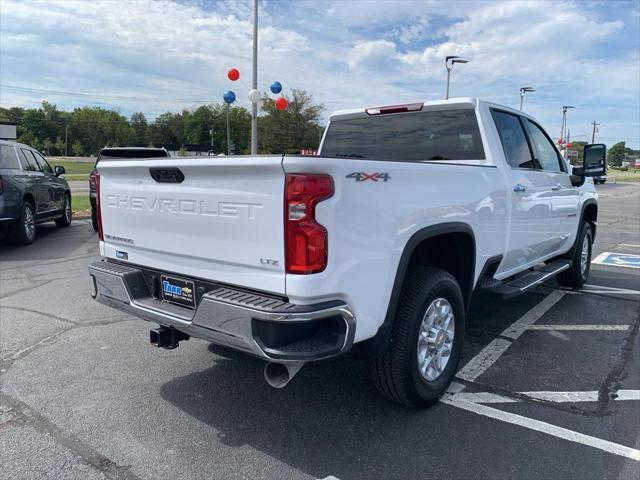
[88,259,355,361]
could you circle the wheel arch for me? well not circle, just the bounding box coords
[22,192,36,208]
[353,222,476,357]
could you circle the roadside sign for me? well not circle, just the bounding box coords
[592,252,640,269]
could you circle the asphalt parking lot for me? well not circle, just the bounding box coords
[1,183,639,480]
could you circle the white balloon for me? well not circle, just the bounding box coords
[248,89,261,103]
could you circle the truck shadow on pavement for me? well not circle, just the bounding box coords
[160,352,456,480]
[159,291,555,480]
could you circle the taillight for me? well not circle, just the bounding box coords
[285,174,333,274]
[94,171,104,241]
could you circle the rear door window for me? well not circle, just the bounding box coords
[19,149,40,171]
[0,145,21,169]
[32,151,54,174]
[321,109,485,161]
[491,110,539,169]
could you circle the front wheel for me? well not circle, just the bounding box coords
[370,267,465,408]
[556,221,592,288]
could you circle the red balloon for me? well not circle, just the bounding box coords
[275,97,287,110]
[227,68,240,81]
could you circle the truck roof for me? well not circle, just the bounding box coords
[329,97,529,122]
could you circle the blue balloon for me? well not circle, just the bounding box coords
[270,81,282,94]
[223,91,236,104]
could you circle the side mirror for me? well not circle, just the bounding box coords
[570,166,584,187]
[54,165,66,176]
[583,143,606,177]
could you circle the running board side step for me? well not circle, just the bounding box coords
[485,260,571,299]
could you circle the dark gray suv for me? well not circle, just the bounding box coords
[0,141,71,245]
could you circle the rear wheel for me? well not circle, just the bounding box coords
[370,267,465,408]
[55,193,72,227]
[556,221,592,288]
[10,201,36,245]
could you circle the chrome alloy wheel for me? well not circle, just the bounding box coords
[24,206,35,241]
[580,234,589,276]
[417,297,455,381]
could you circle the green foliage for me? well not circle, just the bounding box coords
[71,140,83,157]
[608,141,625,166]
[178,145,187,156]
[0,91,324,156]
[258,89,324,154]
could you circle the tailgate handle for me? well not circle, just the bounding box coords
[149,167,184,183]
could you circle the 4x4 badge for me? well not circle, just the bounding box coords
[346,172,390,182]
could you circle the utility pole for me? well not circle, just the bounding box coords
[250,0,258,155]
[65,124,68,157]
[591,121,600,143]
[210,127,214,148]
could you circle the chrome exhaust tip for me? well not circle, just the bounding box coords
[263,361,305,389]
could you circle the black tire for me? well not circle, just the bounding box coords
[556,222,592,288]
[55,193,72,227]
[9,201,36,245]
[91,206,99,232]
[370,267,465,408]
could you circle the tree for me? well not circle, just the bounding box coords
[258,89,324,154]
[54,136,65,156]
[608,141,626,166]
[130,112,148,146]
[42,138,53,155]
[72,140,83,157]
[567,141,587,165]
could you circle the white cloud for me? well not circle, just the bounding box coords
[0,0,638,146]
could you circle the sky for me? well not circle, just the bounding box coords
[1,0,639,147]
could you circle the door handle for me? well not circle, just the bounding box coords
[513,183,527,193]
[551,184,562,191]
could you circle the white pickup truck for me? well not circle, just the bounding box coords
[89,98,606,407]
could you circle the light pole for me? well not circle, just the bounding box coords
[250,0,258,155]
[560,105,575,156]
[445,56,469,99]
[519,87,535,111]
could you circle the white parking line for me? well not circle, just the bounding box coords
[448,288,640,461]
[456,290,566,382]
[451,389,640,404]
[528,324,630,331]
[500,290,566,340]
[581,284,640,295]
[441,396,640,461]
[618,244,640,248]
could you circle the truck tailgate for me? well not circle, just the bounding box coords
[98,156,286,294]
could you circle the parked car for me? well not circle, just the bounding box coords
[0,140,71,244]
[88,98,605,407]
[89,147,169,231]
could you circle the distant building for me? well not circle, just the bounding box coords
[0,122,17,140]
